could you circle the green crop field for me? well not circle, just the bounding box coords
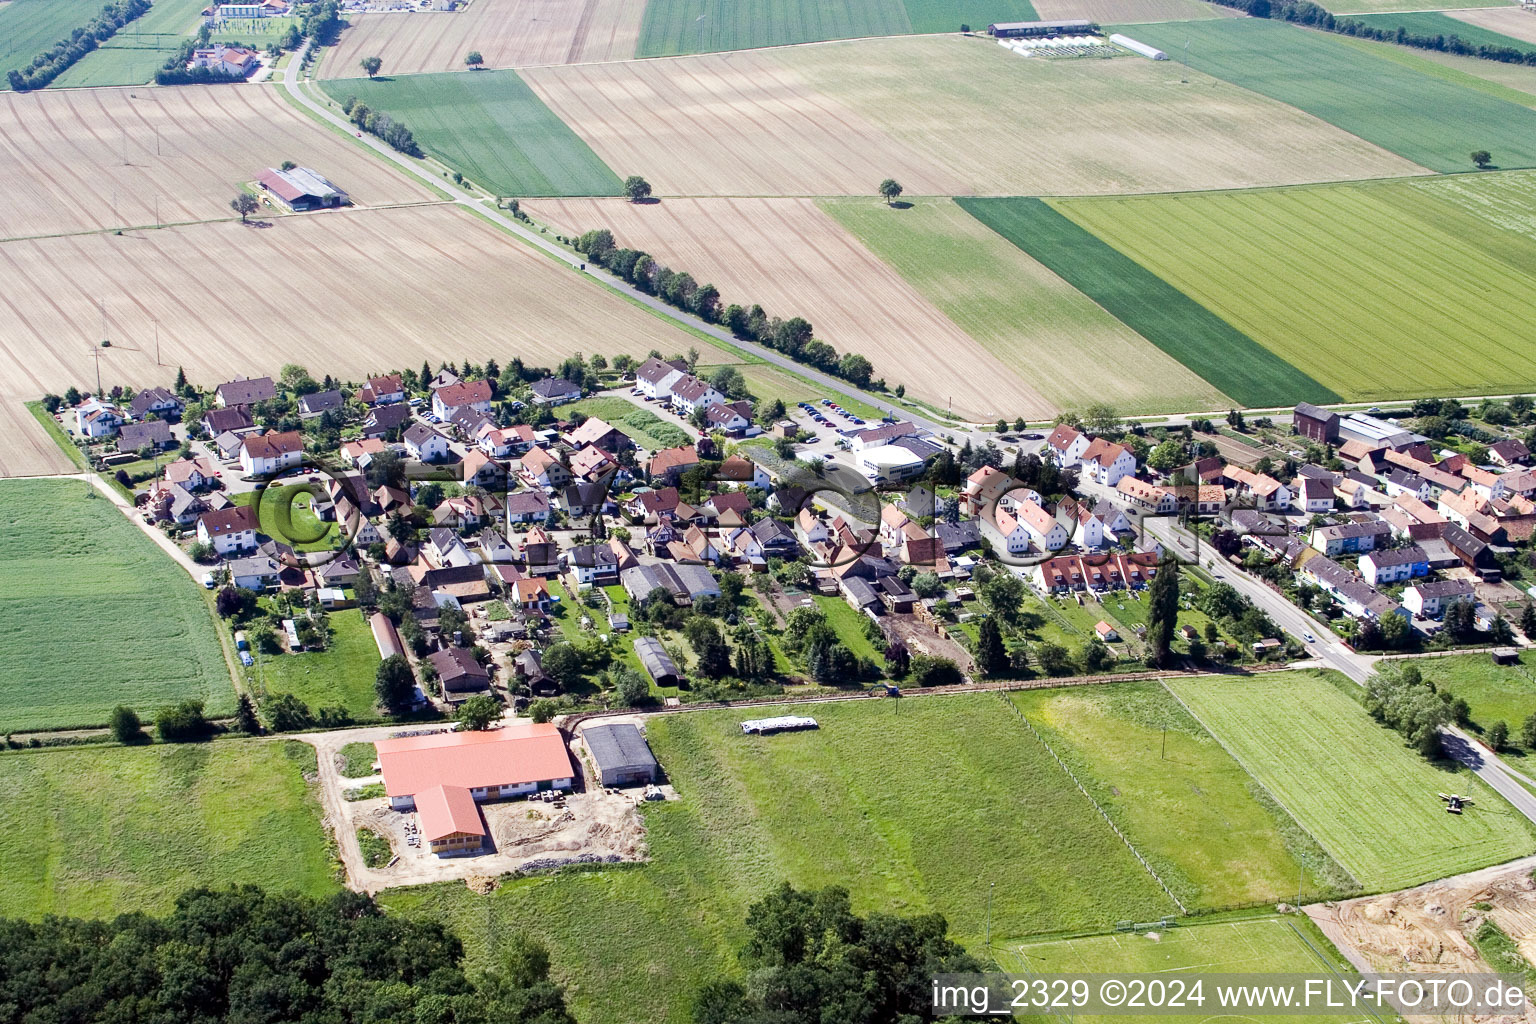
[957,197,1334,408]
[822,198,1229,416]
[0,480,231,733]
[1398,650,1536,746]
[1053,174,1536,402]
[1322,0,1513,14]
[242,608,382,721]
[1166,672,1536,890]
[1122,18,1536,172]
[1005,917,1369,1024]
[386,695,1177,1024]
[0,739,337,919]
[635,0,1036,57]
[1011,683,1354,909]
[325,71,622,197]
[1351,11,1536,54]
[50,0,206,87]
[0,0,107,90]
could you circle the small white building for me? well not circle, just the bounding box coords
[404,422,450,463]
[74,399,124,438]
[1402,579,1474,619]
[239,430,303,477]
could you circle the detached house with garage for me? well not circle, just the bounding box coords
[669,375,725,416]
[129,386,183,420]
[1046,423,1091,466]
[404,422,451,463]
[1080,438,1137,487]
[358,374,405,406]
[239,430,303,477]
[635,356,688,400]
[75,398,124,438]
[530,376,582,406]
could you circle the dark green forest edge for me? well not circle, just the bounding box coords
[6,0,148,91]
[0,884,997,1024]
[956,197,1338,409]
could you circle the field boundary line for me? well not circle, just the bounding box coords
[994,691,1189,915]
[1158,678,1363,893]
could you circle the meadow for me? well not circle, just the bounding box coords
[234,484,340,552]
[0,739,337,918]
[0,0,106,90]
[1005,917,1368,1024]
[387,694,1178,1024]
[1165,672,1536,891]
[1011,683,1354,909]
[1124,17,1536,172]
[0,479,232,732]
[957,196,1335,408]
[525,34,1417,198]
[49,0,206,88]
[243,608,383,722]
[562,397,693,451]
[329,71,621,197]
[322,0,642,77]
[1399,650,1536,746]
[526,195,1052,419]
[821,196,1230,416]
[1054,175,1536,402]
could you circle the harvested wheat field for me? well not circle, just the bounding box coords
[527,196,1052,418]
[1308,855,1536,977]
[322,0,643,77]
[1445,5,1536,45]
[524,34,1425,197]
[1031,0,1234,22]
[0,402,79,477]
[0,84,430,242]
[0,204,700,402]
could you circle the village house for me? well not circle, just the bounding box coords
[715,453,772,492]
[358,374,405,405]
[361,403,412,439]
[1033,551,1159,594]
[340,437,387,468]
[1298,476,1335,514]
[298,390,343,417]
[565,417,633,453]
[1115,476,1176,514]
[1358,544,1429,587]
[461,450,504,488]
[566,544,620,586]
[75,398,124,438]
[1300,555,1406,621]
[404,422,450,463]
[647,445,700,486]
[198,504,258,556]
[239,430,303,477]
[432,379,493,422]
[1080,438,1137,488]
[118,419,174,453]
[189,42,260,76]
[129,386,183,420]
[704,401,755,435]
[635,356,689,400]
[504,490,552,530]
[1489,439,1530,467]
[165,456,217,491]
[1224,466,1292,511]
[530,376,582,406]
[996,500,1068,554]
[519,445,571,491]
[1402,579,1475,619]
[1045,423,1090,466]
[1308,519,1391,557]
[214,376,276,408]
[668,375,725,416]
[961,465,1015,517]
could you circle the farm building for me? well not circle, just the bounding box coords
[989,19,1093,36]
[257,167,350,212]
[584,724,660,787]
[376,724,575,853]
[634,637,681,687]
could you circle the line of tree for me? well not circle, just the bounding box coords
[0,886,576,1023]
[571,228,877,389]
[6,0,151,91]
[1211,0,1536,66]
[341,94,423,157]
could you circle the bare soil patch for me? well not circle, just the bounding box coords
[0,83,430,242]
[1445,6,1536,45]
[324,0,643,76]
[526,195,1050,418]
[0,403,77,477]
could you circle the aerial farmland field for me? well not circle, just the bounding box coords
[1124,17,1536,171]
[0,205,707,410]
[525,34,1423,197]
[1033,0,1230,21]
[957,196,1334,408]
[0,0,105,91]
[0,740,337,919]
[820,196,1231,416]
[1010,683,1354,909]
[1005,918,1368,1024]
[525,195,1053,419]
[1323,0,1513,14]
[1445,5,1536,45]
[49,0,206,88]
[0,479,232,733]
[328,71,622,197]
[1052,175,1536,402]
[0,84,430,242]
[0,402,81,478]
[387,694,1178,1024]
[322,0,644,77]
[1351,9,1536,52]
[1165,673,1536,891]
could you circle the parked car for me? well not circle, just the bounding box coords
[239,651,254,667]
[201,572,216,589]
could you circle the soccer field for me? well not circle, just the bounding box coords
[1054,175,1536,402]
[1166,673,1536,891]
[0,479,232,732]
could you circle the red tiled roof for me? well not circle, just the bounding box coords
[242,430,302,459]
[376,724,570,799]
[437,379,493,408]
[414,784,485,841]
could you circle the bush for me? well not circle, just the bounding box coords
[908,654,963,687]
[108,705,144,744]
[263,692,315,732]
[154,699,210,742]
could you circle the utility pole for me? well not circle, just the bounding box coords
[153,318,160,365]
[984,881,995,948]
[1161,726,1167,759]
[96,301,106,395]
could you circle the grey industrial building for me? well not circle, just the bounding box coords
[584,724,660,787]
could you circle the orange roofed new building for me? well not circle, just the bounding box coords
[376,723,575,828]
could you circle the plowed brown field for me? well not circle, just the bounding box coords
[523,34,1425,196]
[0,84,431,242]
[0,403,78,477]
[0,204,697,428]
[322,0,643,77]
[1446,5,1536,45]
[526,196,1052,418]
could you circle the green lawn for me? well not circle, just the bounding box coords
[337,740,378,777]
[564,396,693,451]
[1004,917,1364,1024]
[1054,174,1536,403]
[0,479,232,732]
[634,0,1032,57]
[324,71,622,197]
[385,694,1175,1024]
[244,608,382,721]
[957,197,1335,409]
[26,401,87,470]
[50,0,206,87]
[810,594,884,665]
[820,198,1229,417]
[0,739,337,919]
[1121,17,1536,172]
[1404,650,1536,745]
[0,0,108,90]
[1011,683,1354,909]
[1166,672,1536,890]
[234,485,341,552]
